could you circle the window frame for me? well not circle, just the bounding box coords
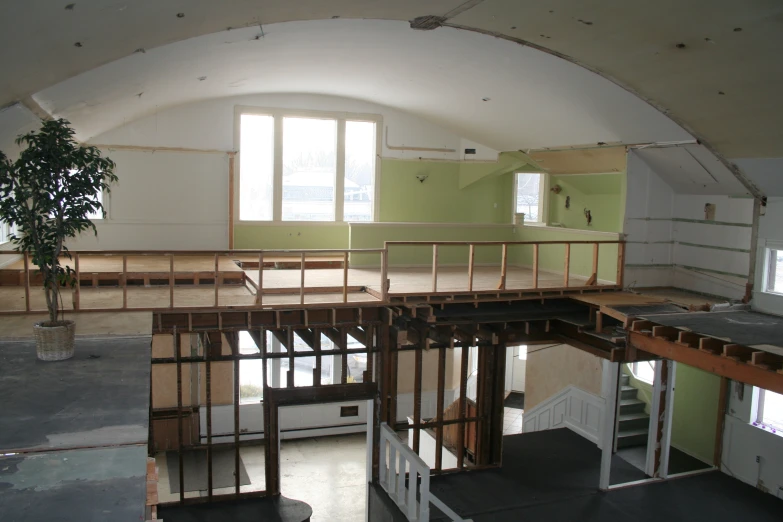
[234,105,382,224]
[762,244,783,296]
[512,171,548,225]
[755,388,783,434]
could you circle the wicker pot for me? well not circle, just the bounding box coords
[33,320,76,361]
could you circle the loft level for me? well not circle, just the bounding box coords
[0,239,624,314]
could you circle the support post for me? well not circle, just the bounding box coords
[343,251,349,303]
[589,243,599,285]
[300,252,306,306]
[234,333,241,495]
[74,253,80,310]
[169,254,174,309]
[380,249,389,303]
[23,252,30,312]
[500,243,508,290]
[616,241,626,288]
[174,328,185,503]
[206,345,213,500]
[255,252,263,305]
[599,361,619,490]
[122,255,128,309]
[435,342,447,471]
[564,243,571,287]
[432,244,439,292]
[214,254,219,306]
[468,244,475,292]
[228,153,235,250]
[533,244,539,289]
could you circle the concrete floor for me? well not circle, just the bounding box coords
[155,434,368,522]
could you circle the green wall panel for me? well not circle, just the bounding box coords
[548,173,625,233]
[671,364,720,464]
[234,224,349,250]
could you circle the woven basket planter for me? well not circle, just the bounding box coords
[33,320,76,361]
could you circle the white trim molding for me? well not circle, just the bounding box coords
[522,385,605,445]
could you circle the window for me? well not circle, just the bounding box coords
[0,221,13,244]
[86,190,104,220]
[629,360,655,384]
[517,346,528,360]
[756,389,783,433]
[237,107,380,222]
[513,172,546,224]
[764,248,783,294]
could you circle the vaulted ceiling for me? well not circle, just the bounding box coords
[1,0,782,193]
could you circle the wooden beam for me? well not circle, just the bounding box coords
[499,243,508,290]
[532,244,539,289]
[432,244,439,292]
[228,153,235,250]
[294,328,315,349]
[468,244,475,292]
[563,243,571,287]
[628,331,783,395]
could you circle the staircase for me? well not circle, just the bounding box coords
[617,373,650,449]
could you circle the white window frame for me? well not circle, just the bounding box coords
[0,221,12,244]
[512,172,548,225]
[755,388,783,434]
[629,360,655,384]
[234,106,382,224]
[761,243,783,296]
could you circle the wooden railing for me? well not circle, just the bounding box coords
[0,239,625,314]
[384,240,626,293]
[379,422,471,522]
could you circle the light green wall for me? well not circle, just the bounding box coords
[622,363,719,465]
[234,224,349,249]
[379,159,513,223]
[547,173,625,233]
[350,224,514,266]
[510,226,620,282]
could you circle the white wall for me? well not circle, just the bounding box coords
[753,197,783,316]
[522,385,604,445]
[625,149,752,299]
[721,383,783,498]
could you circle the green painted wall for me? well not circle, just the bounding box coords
[622,363,720,465]
[547,173,625,233]
[350,224,514,266]
[510,226,620,282]
[379,159,513,223]
[234,224,349,249]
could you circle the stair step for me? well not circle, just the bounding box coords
[619,399,646,414]
[619,399,645,407]
[619,412,650,422]
[618,428,649,438]
[621,385,636,392]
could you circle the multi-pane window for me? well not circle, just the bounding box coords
[514,172,545,223]
[757,389,783,432]
[765,248,783,294]
[238,109,379,222]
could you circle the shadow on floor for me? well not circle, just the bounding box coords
[617,445,713,476]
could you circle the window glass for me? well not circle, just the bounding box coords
[517,346,528,361]
[515,173,542,221]
[282,117,337,221]
[239,331,264,403]
[630,360,655,384]
[760,389,783,431]
[239,114,274,221]
[344,121,376,222]
[766,249,783,294]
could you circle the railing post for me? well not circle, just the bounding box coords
[389,442,397,496]
[432,244,439,292]
[533,244,539,289]
[169,254,175,309]
[564,243,571,287]
[74,253,80,311]
[396,451,406,505]
[500,243,508,290]
[214,253,219,307]
[407,463,418,520]
[343,251,349,303]
[591,242,599,286]
[381,249,389,303]
[467,244,475,292]
[419,467,430,522]
[616,241,626,288]
[23,252,30,312]
[300,252,306,305]
[255,252,263,305]
[122,255,128,309]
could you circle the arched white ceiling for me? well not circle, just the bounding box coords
[31,19,690,152]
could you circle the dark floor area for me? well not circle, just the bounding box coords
[617,445,712,476]
[159,496,312,522]
[417,429,781,521]
[504,391,525,409]
[0,337,151,522]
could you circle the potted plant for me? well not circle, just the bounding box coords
[0,118,117,361]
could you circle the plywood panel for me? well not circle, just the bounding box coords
[530,147,626,175]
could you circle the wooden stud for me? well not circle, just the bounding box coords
[380,249,389,303]
[74,253,80,310]
[413,332,423,454]
[457,343,468,469]
[563,243,571,287]
[652,325,679,341]
[676,331,701,348]
[228,153,235,250]
[590,242,599,285]
[617,241,626,288]
[343,251,349,303]
[595,311,603,333]
[432,244,439,292]
[174,329,185,503]
[206,345,213,501]
[169,255,175,309]
[23,252,30,312]
[532,244,539,289]
[699,337,726,355]
[122,255,128,309]
[255,252,263,306]
[500,243,508,290]
[214,254,219,307]
[468,244,475,292]
[435,342,447,471]
[300,253,306,306]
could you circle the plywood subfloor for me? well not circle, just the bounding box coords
[248,265,610,295]
[0,311,152,339]
[570,292,667,307]
[631,287,726,307]
[1,254,244,273]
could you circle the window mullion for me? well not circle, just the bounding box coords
[273,115,284,222]
[335,119,346,222]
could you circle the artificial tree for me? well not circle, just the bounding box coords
[0,119,116,358]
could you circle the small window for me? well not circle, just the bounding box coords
[344,120,376,222]
[514,172,545,223]
[239,114,274,221]
[757,389,783,432]
[630,360,655,384]
[764,248,783,294]
[0,221,10,244]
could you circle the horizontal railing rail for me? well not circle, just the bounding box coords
[0,239,624,314]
